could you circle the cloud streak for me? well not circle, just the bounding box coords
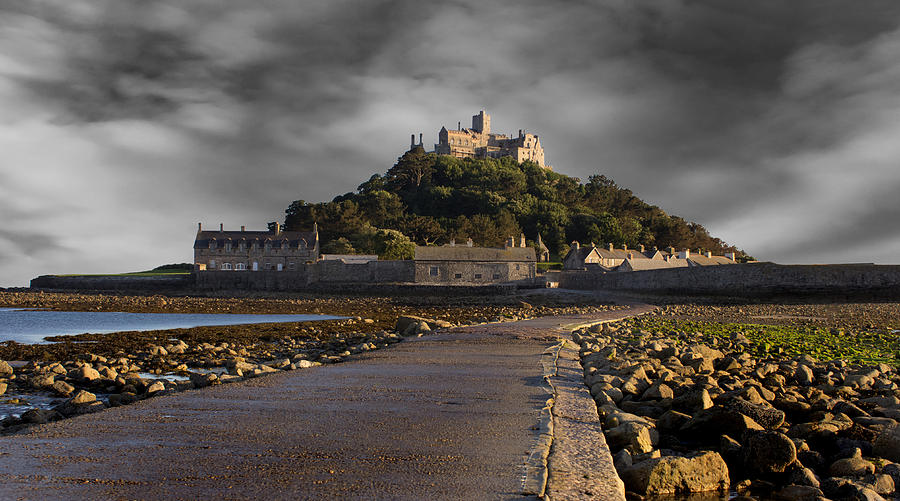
[2,0,900,285]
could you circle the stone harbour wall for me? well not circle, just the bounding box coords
[30,275,193,291]
[559,262,900,297]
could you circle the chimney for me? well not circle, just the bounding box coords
[506,236,515,249]
[240,225,245,232]
[640,244,645,253]
[678,248,690,259]
[219,223,224,232]
[667,246,675,255]
[411,134,415,148]
[519,129,523,138]
[458,121,461,130]
[419,133,423,146]
[627,252,634,260]
[466,238,473,247]
[449,238,456,247]
[622,244,628,251]
[725,252,736,261]
[608,243,614,251]
[274,222,281,235]
[572,241,580,250]
[519,233,526,248]
[198,222,202,231]
[704,251,712,258]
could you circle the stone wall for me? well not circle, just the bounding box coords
[30,275,192,291]
[194,260,415,291]
[559,263,900,297]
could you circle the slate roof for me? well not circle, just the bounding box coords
[687,255,736,266]
[194,230,317,249]
[620,258,689,271]
[415,245,535,262]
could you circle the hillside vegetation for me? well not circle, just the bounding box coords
[282,146,750,260]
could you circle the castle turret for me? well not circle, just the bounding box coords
[472,110,490,134]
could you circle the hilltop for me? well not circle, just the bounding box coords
[281,146,750,260]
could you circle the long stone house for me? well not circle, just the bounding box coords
[193,223,319,272]
[414,240,536,284]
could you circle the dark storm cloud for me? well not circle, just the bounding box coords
[2,0,900,284]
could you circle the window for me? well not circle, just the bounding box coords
[208,260,216,269]
[516,264,520,271]
[474,273,482,279]
[236,263,246,271]
[252,262,258,271]
[493,274,500,279]
[454,273,462,279]
[429,266,439,277]
[222,263,232,270]
[277,263,283,271]
[225,243,232,252]
[264,262,272,270]
[288,262,296,270]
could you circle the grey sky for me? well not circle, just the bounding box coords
[2,0,900,286]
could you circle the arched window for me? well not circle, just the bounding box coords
[222,262,233,270]
[235,263,246,271]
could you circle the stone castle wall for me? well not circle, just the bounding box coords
[29,275,193,291]
[559,263,900,297]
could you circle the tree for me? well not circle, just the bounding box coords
[320,237,355,254]
[372,229,415,260]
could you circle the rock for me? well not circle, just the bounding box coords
[822,477,887,501]
[0,360,13,377]
[862,473,895,496]
[641,382,674,401]
[20,408,60,424]
[31,374,55,389]
[296,360,315,369]
[74,365,101,382]
[620,451,730,496]
[681,407,764,442]
[725,397,786,429]
[829,456,876,477]
[613,449,633,472]
[50,380,75,397]
[605,422,657,454]
[673,388,714,414]
[70,390,96,405]
[873,424,900,461]
[744,431,797,475]
[883,463,900,487]
[796,365,815,386]
[772,485,824,501]
[395,315,431,335]
[787,464,821,488]
[657,410,692,433]
[189,372,218,388]
[146,381,165,394]
[0,382,6,396]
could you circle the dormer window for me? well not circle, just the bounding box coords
[281,240,288,250]
[225,242,232,252]
[209,239,217,250]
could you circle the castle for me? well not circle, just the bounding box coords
[419,110,547,168]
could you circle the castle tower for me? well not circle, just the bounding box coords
[472,110,490,134]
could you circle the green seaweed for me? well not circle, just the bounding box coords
[628,317,899,367]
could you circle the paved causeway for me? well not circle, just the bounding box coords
[0,305,653,500]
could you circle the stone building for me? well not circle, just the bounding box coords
[193,223,319,272]
[563,242,737,272]
[430,110,548,168]
[414,239,536,284]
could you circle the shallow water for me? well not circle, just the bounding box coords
[0,309,343,344]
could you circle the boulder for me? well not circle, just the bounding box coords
[673,388,713,414]
[681,407,764,442]
[146,381,165,394]
[771,485,824,501]
[657,410,692,434]
[873,424,900,461]
[725,397,786,429]
[51,380,75,397]
[70,390,97,405]
[605,422,657,455]
[20,408,60,425]
[74,366,101,382]
[0,382,6,396]
[620,451,729,496]
[743,431,797,475]
[829,456,876,477]
[0,360,13,377]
